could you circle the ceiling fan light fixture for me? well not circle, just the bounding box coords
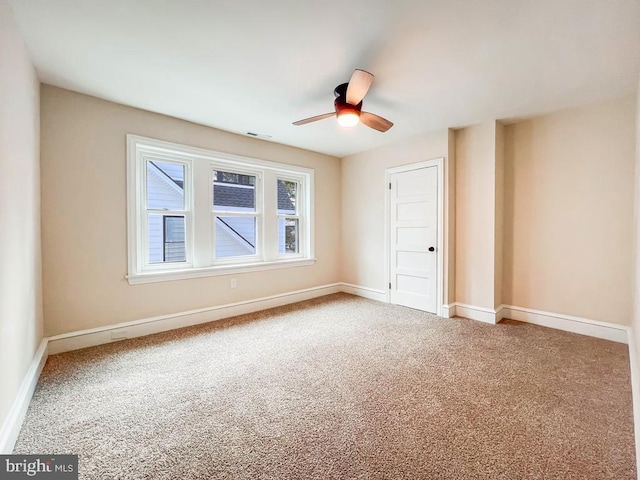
[337,109,360,127]
[292,69,392,132]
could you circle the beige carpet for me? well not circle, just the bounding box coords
[14,293,635,479]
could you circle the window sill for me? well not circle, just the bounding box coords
[126,258,316,285]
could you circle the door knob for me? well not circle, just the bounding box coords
[428,247,435,252]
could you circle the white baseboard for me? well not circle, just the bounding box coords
[44,291,632,353]
[48,283,342,355]
[0,339,48,454]
[501,305,629,344]
[448,302,627,343]
[442,304,456,318]
[452,302,499,324]
[496,304,507,323]
[339,283,387,302]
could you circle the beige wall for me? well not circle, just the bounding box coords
[40,85,341,336]
[504,96,636,325]
[454,122,499,310]
[633,79,640,345]
[340,130,451,297]
[494,122,505,308]
[631,75,640,476]
[0,0,43,435]
[446,129,457,305]
[39,87,637,336]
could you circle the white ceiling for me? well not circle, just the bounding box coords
[9,0,640,157]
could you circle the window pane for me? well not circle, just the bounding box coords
[146,161,185,210]
[164,216,186,262]
[148,214,186,264]
[213,170,256,212]
[278,217,299,254]
[215,216,256,258]
[278,179,297,215]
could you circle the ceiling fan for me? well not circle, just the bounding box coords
[293,69,393,132]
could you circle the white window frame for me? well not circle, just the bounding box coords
[211,163,263,265]
[127,135,315,284]
[141,155,193,272]
[276,176,304,258]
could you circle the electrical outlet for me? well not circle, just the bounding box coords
[230,278,237,289]
[111,330,128,341]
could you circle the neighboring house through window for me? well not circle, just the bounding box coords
[213,170,258,259]
[278,179,299,254]
[127,135,314,284]
[146,161,187,264]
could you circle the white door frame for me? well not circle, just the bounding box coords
[384,158,444,316]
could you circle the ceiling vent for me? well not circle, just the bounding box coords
[246,132,272,140]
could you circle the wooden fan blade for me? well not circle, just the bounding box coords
[346,69,374,105]
[292,112,335,126]
[360,112,394,132]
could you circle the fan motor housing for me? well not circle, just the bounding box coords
[334,98,362,116]
[334,83,362,115]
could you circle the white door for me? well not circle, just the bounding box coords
[389,166,438,313]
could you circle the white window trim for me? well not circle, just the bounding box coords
[126,134,315,285]
[275,175,304,258]
[141,156,193,271]
[211,164,263,265]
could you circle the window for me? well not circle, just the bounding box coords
[213,169,258,259]
[145,160,189,265]
[127,135,314,284]
[278,179,299,254]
